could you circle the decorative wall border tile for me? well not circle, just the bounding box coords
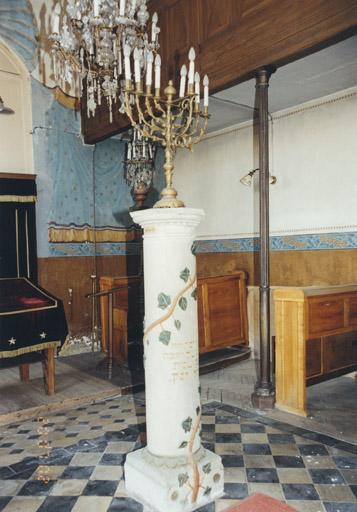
[49,242,142,257]
[49,231,357,257]
[193,231,357,254]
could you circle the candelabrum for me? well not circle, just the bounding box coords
[123,47,210,208]
[49,0,160,123]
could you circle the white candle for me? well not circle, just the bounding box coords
[179,64,187,98]
[203,74,209,107]
[194,72,200,104]
[188,47,195,85]
[124,44,131,81]
[134,48,141,83]
[127,142,132,160]
[120,0,126,16]
[93,0,100,16]
[154,54,161,90]
[151,12,158,43]
[52,3,61,33]
[146,51,154,87]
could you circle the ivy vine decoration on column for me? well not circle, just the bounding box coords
[177,404,212,503]
[143,267,197,346]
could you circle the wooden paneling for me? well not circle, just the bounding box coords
[38,255,141,336]
[323,332,357,373]
[82,0,357,143]
[306,338,322,378]
[198,271,248,353]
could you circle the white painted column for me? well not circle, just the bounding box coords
[125,208,223,512]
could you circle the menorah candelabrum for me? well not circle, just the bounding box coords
[122,46,210,208]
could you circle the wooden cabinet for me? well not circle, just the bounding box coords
[274,285,357,417]
[100,271,248,360]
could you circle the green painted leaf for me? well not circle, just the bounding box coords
[159,330,171,345]
[180,267,190,283]
[158,292,171,310]
[178,297,187,311]
[196,405,201,416]
[202,463,211,474]
[178,472,189,487]
[181,417,192,433]
[178,441,188,449]
[203,486,212,496]
[174,319,181,330]
[191,288,197,301]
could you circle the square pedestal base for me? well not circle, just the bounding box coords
[125,447,224,512]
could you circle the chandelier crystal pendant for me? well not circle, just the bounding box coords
[49,0,160,123]
[125,125,156,197]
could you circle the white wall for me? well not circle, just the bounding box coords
[0,42,34,173]
[174,87,357,239]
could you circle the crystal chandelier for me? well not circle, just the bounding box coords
[125,126,156,196]
[50,0,160,122]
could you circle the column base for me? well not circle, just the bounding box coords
[125,447,224,512]
[251,390,275,409]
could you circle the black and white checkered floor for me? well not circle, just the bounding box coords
[0,397,356,512]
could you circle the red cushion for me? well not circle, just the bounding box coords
[223,493,298,512]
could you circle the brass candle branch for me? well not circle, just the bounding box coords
[123,78,209,208]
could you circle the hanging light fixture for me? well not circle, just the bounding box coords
[125,125,156,208]
[49,0,159,123]
[0,96,15,115]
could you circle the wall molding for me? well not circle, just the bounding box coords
[49,242,142,257]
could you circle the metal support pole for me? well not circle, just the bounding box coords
[251,66,276,409]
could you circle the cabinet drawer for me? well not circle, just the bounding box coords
[308,298,344,336]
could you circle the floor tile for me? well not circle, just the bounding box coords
[71,496,112,512]
[342,470,357,484]
[324,503,357,512]
[243,443,271,455]
[244,455,275,468]
[107,497,143,511]
[50,479,87,496]
[82,480,118,496]
[315,483,356,502]
[351,485,357,498]
[214,443,243,455]
[271,444,300,456]
[268,434,295,444]
[299,445,330,457]
[274,456,305,468]
[277,468,312,484]
[0,480,26,496]
[2,496,46,512]
[223,482,248,499]
[287,500,326,512]
[246,468,279,483]
[37,496,77,511]
[90,465,123,481]
[215,424,240,434]
[215,433,241,443]
[0,498,11,511]
[220,455,244,468]
[223,468,246,483]
[334,457,357,470]
[69,453,102,466]
[105,442,135,454]
[240,424,266,434]
[61,466,95,479]
[215,499,241,512]
[248,483,284,501]
[282,483,320,500]
[309,468,345,484]
[216,415,240,424]
[17,480,55,496]
[304,456,338,469]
